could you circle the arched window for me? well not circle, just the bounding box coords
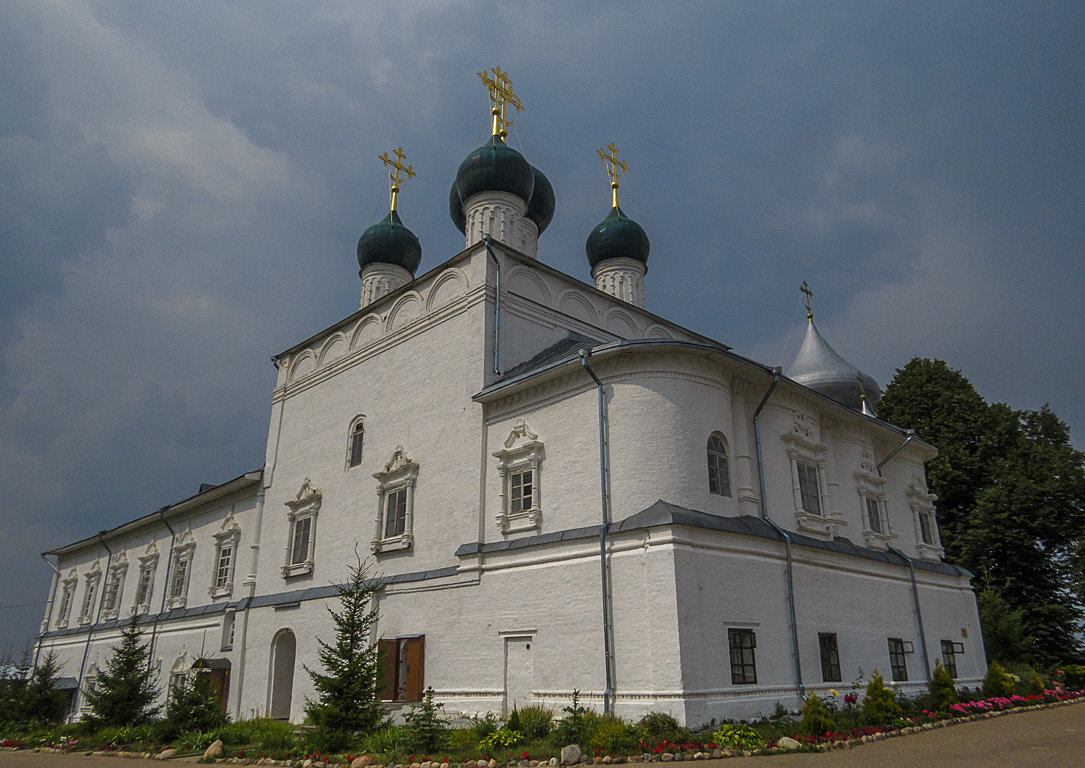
[707,434,732,497]
[347,417,365,468]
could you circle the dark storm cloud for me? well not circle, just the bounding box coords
[0,0,1082,649]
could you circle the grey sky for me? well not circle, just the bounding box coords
[1,1,1082,651]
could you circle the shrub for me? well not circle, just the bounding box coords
[711,723,764,750]
[928,661,958,712]
[161,673,228,740]
[516,706,553,740]
[862,671,901,726]
[551,690,591,748]
[982,662,1015,698]
[1020,668,1045,696]
[1061,665,1085,691]
[635,711,686,745]
[446,727,479,756]
[480,728,523,751]
[403,687,448,753]
[505,707,522,733]
[799,694,835,736]
[234,718,297,751]
[470,712,500,740]
[359,724,405,757]
[587,714,638,755]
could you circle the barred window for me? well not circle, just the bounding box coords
[728,629,757,685]
[819,633,842,682]
[797,462,821,515]
[707,435,732,497]
[888,637,909,681]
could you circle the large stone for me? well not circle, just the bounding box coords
[775,737,801,750]
[659,754,674,762]
[157,748,177,760]
[205,740,225,760]
[561,745,582,765]
[353,758,374,768]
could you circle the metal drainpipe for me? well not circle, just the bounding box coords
[877,433,932,682]
[751,369,805,701]
[484,235,501,376]
[74,533,112,715]
[579,349,615,715]
[34,554,62,669]
[149,507,176,664]
[233,484,266,719]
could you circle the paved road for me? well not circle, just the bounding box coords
[1,703,1083,768]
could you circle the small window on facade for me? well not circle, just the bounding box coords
[707,434,732,497]
[919,512,934,545]
[221,610,236,651]
[167,527,196,609]
[940,640,959,678]
[377,636,425,702]
[209,513,241,599]
[134,562,155,613]
[819,633,842,682]
[865,497,882,533]
[170,558,189,600]
[102,571,121,615]
[510,468,534,514]
[384,488,408,538]
[348,420,365,468]
[797,462,821,515]
[291,517,312,565]
[888,637,908,681]
[492,419,544,535]
[215,546,233,589]
[372,447,418,554]
[728,628,757,685]
[57,583,74,627]
[79,579,98,625]
[283,478,321,577]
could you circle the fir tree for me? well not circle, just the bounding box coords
[927,660,957,712]
[82,617,160,727]
[161,670,228,739]
[22,652,69,725]
[862,670,901,726]
[305,554,384,737]
[403,686,448,753]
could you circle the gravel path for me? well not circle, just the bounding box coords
[2,702,1082,768]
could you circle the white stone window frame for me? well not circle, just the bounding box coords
[221,609,236,652]
[283,477,321,577]
[166,527,196,610]
[209,512,241,599]
[492,419,544,535]
[78,561,103,626]
[781,412,840,537]
[132,541,159,616]
[372,446,418,554]
[907,472,944,560]
[707,431,733,498]
[346,415,366,470]
[57,570,77,629]
[100,551,129,622]
[80,665,98,712]
[853,448,895,550]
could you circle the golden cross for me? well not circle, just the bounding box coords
[478,66,523,138]
[378,147,415,212]
[597,142,629,208]
[800,280,814,321]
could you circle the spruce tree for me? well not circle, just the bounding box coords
[82,617,160,727]
[162,670,227,739]
[22,652,69,725]
[305,555,384,737]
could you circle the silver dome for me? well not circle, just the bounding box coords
[787,320,881,412]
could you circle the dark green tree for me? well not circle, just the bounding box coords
[403,686,448,753]
[976,583,1032,665]
[304,555,384,739]
[161,670,228,739]
[22,652,69,725]
[82,618,160,727]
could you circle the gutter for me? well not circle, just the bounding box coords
[34,554,61,669]
[149,507,177,664]
[751,368,805,702]
[232,483,266,718]
[74,533,112,716]
[579,348,616,715]
[877,433,932,682]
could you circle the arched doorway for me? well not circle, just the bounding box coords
[268,629,296,720]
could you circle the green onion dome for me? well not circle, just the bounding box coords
[356,210,422,275]
[526,165,555,234]
[449,182,467,234]
[450,136,537,232]
[586,206,650,270]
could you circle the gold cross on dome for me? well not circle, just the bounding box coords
[378,147,415,212]
[478,66,523,138]
[597,142,629,208]
[800,280,814,321]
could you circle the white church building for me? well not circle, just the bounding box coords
[34,71,984,727]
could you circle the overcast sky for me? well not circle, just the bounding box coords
[2,1,1082,652]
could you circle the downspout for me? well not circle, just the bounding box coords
[149,507,176,664]
[751,368,805,701]
[74,533,112,715]
[579,348,615,715]
[34,554,61,669]
[878,433,932,682]
[233,483,266,719]
[484,235,501,376]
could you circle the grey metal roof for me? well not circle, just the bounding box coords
[787,320,881,412]
[498,333,599,381]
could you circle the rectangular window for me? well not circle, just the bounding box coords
[866,497,882,533]
[819,633,842,682]
[291,517,312,565]
[80,581,97,622]
[510,468,534,514]
[221,610,236,651]
[797,462,821,515]
[170,558,188,599]
[349,427,364,467]
[58,587,74,624]
[384,488,408,538]
[941,640,959,678]
[215,546,233,589]
[135,567,153,607]
[102,572,121,612]
[919,513,934,544]
[888,637,908,681]
[378,635,425,702]
[728,629,757,685]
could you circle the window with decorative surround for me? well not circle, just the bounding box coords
[57,570,77,629]
[78,561,102,625]
[492,419,544,535]
[167,527,196,609]
[707,433,732,497]
[372,446,418,554]
[132,540,159,615]
[781,411,839,536]
[853,448,894,550]
[208,512,241,598]
[907,472,943,560]
[100,550,128,622]
[283,478,321,577]
[346,416,365,469]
